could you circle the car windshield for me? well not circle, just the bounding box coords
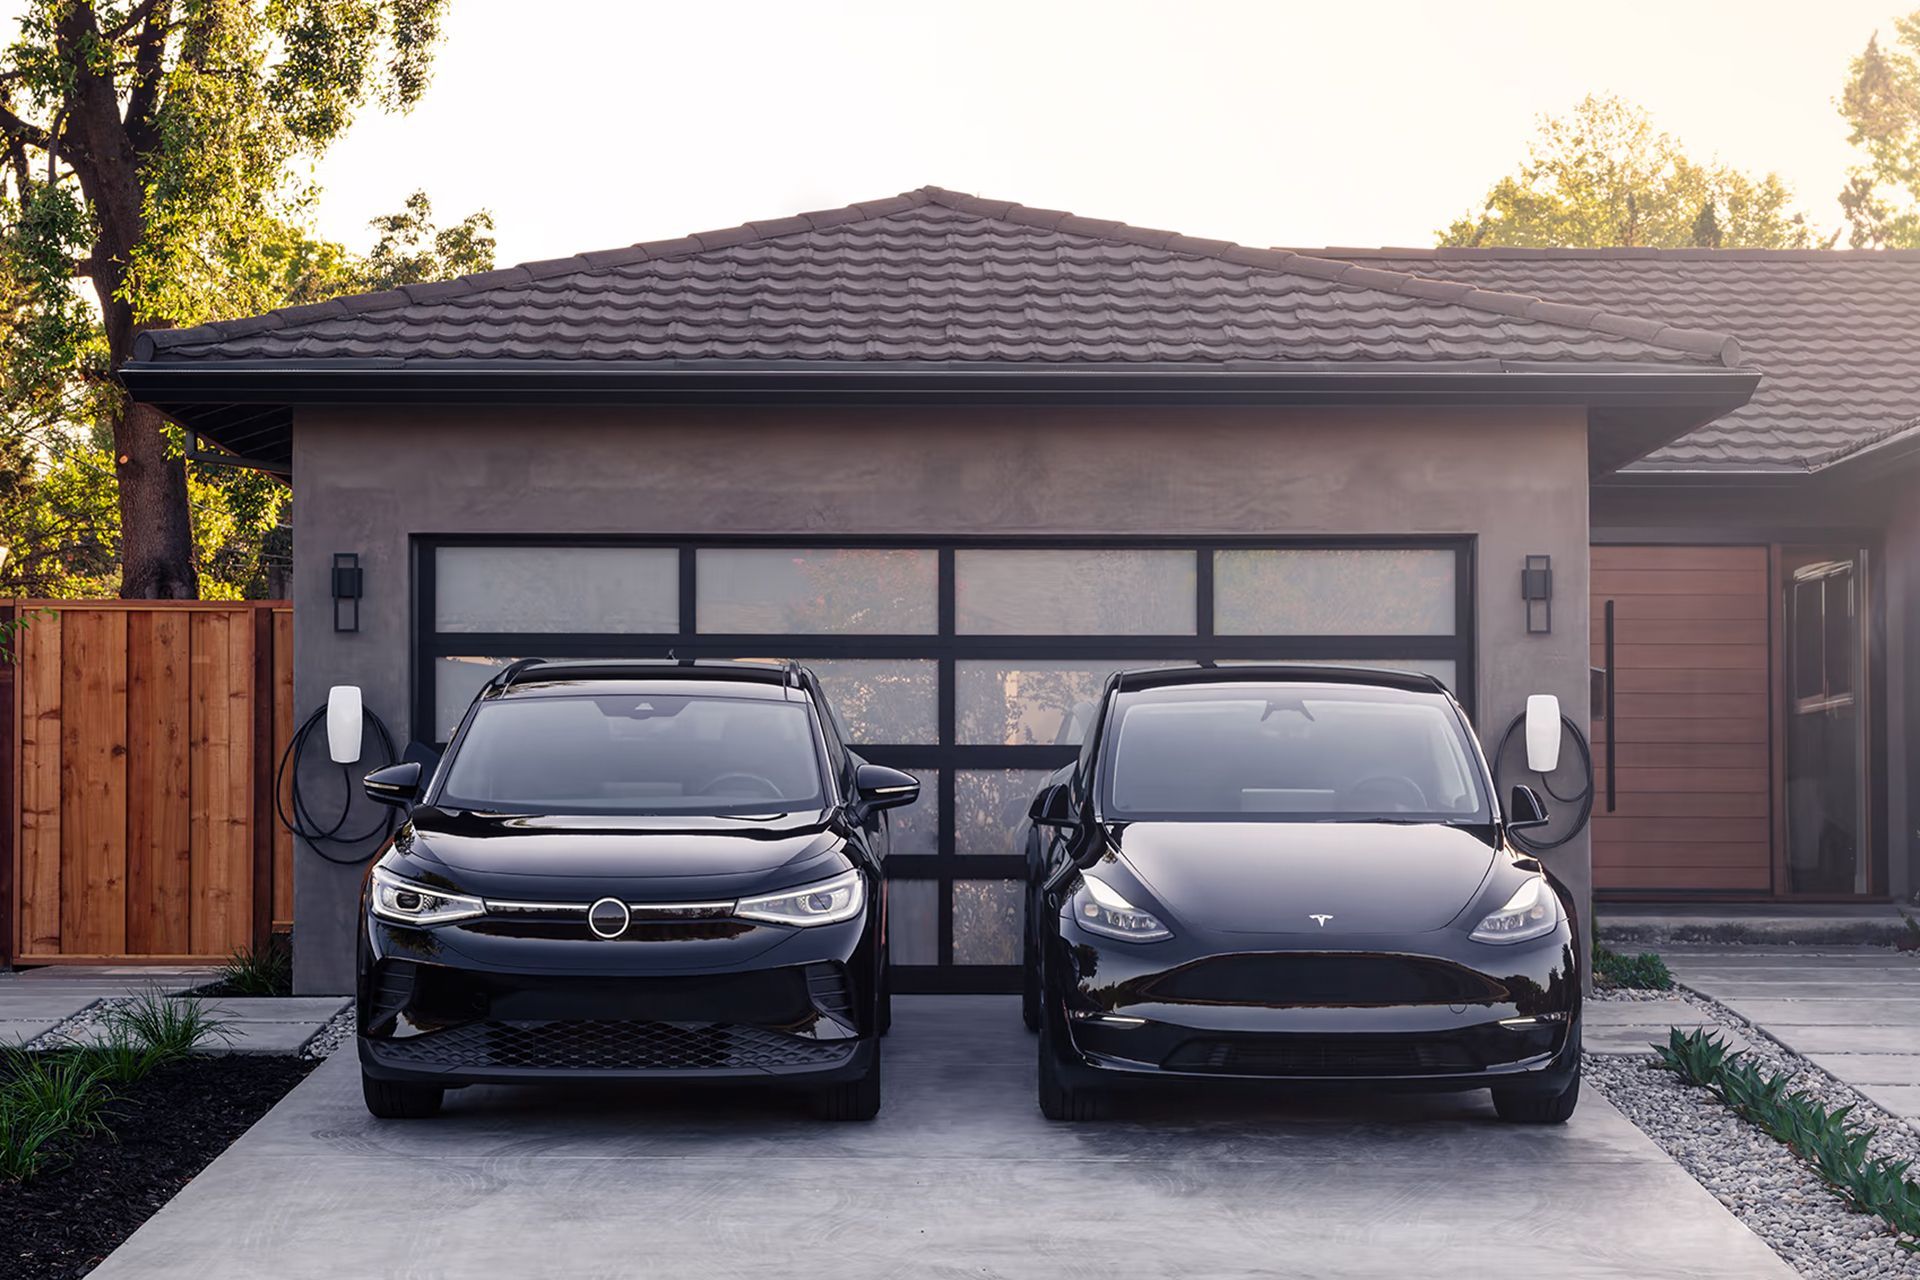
[436,692,827,815]
[1100,683,1489,822]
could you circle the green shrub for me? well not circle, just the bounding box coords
[217,935,293,996]
[1658,1027,1920,1250]
[97,987,232,1067]
[1592,941,1674,990]
[0,1049,113,1181]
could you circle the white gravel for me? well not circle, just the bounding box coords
[21,995,131,1050]
[300,1007,355,1060]
[1587,986,1920,1278]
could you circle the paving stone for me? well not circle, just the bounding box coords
[1767,1023,1920,1056]
[57,1019,322,1055]
[1805,1053,1920,1086]
[201,998,350,1023]
[1853,1083,1920,1119]
[0,993,106,1022]
[0,1019,58,1046]
[1586,1022,1749,1057]
[1712,997,1920,1026]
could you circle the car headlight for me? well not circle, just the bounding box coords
[735,870,865,927]
[369,865,486,926]
[1471,876,1562,944]
[1070,873,1170,942]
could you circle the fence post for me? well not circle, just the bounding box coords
[251,604,274,956]
[1,600,14,966]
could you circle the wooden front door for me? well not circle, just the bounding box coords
[1590,546,1773,894]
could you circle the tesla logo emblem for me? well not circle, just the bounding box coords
[1309,914,1333,927]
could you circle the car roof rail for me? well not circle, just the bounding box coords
[488,658,548,692]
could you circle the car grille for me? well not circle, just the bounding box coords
[1144,953,1506,1008]
[1162,1034,1482,1077]
[374,1019,855,1071]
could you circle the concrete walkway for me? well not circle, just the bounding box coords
[88,996,1793,1280]
[0,966,346,1052]
[1667,947,1920,1126]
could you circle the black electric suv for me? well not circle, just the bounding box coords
[1022,665,1580,1123]
[354,659,918,1121]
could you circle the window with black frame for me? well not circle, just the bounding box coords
[414,537,1475,992]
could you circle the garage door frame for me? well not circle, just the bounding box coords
[411,533,1478,992]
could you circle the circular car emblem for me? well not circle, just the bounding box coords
[587,896,631,940]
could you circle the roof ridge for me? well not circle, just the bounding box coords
[134,186,1741,366]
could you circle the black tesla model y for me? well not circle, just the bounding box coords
[353,659,918,1121]
[1023,665,1580,1123]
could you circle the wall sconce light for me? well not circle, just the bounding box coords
[332,553,363,633]
[1521,554,1552,634]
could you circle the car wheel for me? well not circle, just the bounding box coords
[1020,923,1041,1033]
[876,962,894,1038]
[1037,1018,1107,1121]
[362,1072,444,1119]
[814,1041,883,1121]
[1491,1072,1580,1124]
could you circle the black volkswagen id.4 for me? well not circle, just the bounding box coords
[354,659,917,1121]
[1024,665,1581,1123]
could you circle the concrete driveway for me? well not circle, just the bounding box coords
[92,996,1793,1280]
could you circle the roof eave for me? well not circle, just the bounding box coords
[121,359,1758,479]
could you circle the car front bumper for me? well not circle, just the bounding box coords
[1049,919,1580,1095]
[357,908,877,1087]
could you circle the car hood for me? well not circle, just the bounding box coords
[396,805,849,902]
[1110,821,1498,936]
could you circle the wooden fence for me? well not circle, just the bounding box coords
[4,600,293,965]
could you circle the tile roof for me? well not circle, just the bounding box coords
[1312,247,1920,472]
[137,187,1739,372]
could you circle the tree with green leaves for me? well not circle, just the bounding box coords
[1440,94,1821,250]
[0,0,449,598]
[1839,16,1920,248]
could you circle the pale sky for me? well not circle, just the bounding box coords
[25,0,1920,261]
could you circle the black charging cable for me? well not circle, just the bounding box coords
[1492,712,1595,853]
[274,703,402,865]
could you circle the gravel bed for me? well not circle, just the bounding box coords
[20,997,130,1051]
[300,1006,355,1060]
[1589,986,1688,1003]
[1588,986,1920,1278]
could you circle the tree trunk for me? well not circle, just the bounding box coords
[113,401,196,599]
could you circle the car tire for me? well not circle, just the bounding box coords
[362,1072,444,1119]
[1491,1028,1582,1126]
[876,963,893,1038]
[1020,926,1041,1033]
[1037,1019,1107,1121]
[814,1042,883,1121]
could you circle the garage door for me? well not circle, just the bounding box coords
[414,537,1475,992]
[1590,545,1773,894]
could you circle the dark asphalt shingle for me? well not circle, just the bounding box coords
[137,188,1738,373]
[1315,247,1920,471]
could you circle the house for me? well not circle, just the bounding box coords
[119,187,1916,995]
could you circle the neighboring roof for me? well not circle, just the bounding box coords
[1311,246,1920,474]
[122,187,1753,473]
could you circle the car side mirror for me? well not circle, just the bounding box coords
[1028,782,1077,828]
[363,761,424,808]
[1507,784,1550,832]
[854,763,920,812]
[1525,694,1562,773]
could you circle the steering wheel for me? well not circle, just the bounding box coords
[698,772,784,799]
[1344,775,1430,812]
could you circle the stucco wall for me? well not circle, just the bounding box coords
[289,403,1594,993]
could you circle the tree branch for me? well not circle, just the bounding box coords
[101,0,164,41]
[122,0,173,147]
[0,101,51,150]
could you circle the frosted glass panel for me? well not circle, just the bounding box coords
[1214,549,1455,636]
[434,655,521,740]
[697,548,936,634]
[886,770,939,856]
[954,769,1054,857]
[889,879,939,965]
[957,661,1140,745]
[805,659,938,745]
[956,549,1195,635]
[436,547,677,633]
[953,881,1023,965]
